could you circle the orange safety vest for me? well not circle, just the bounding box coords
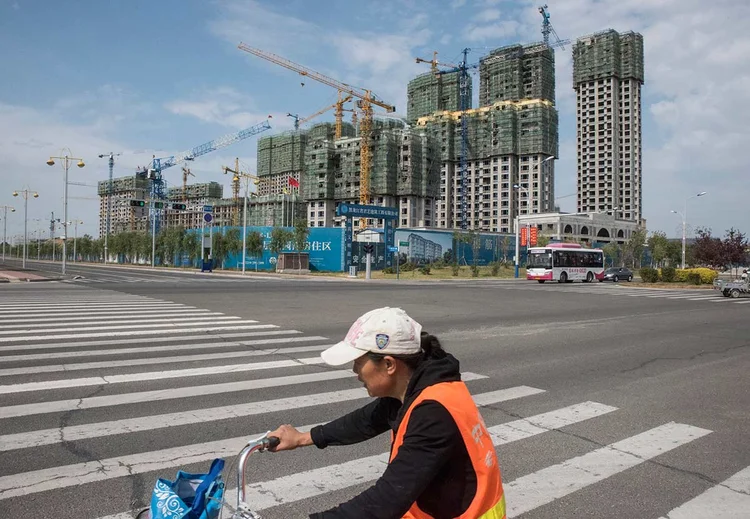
[390,381,506,519]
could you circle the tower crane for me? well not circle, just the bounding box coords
[237,43,395,227]
[287,94,354,138]
[141,118,271,234]
[538,5,570,49]
[223,158,260,226]
[416,48,479,230]
[181,167,194,202]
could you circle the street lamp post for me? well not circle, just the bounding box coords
[98,152,121,264]
[47,150,85,275]
[672,191,707,269]
[513,184,530,278]
[12,189,39,269]
[232,173,263,274]
[0,205,15,263]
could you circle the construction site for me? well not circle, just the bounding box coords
[97,6,581,237]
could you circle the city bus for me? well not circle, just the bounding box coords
[526,243,605,283]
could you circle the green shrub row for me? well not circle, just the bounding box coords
[639,267,718,284]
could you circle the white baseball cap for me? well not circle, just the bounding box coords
[321,307,423,366]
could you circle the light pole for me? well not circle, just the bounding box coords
[513,183,530,278]
[47,150,85,275]
[98,152,121,264]
[0,205,15,263]
[68,219,83,262]
[672,191,707,269]
[233,172,263,274]
[12,189,39,269]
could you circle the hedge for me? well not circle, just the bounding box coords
[675,268,718,284]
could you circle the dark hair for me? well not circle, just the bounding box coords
[366,332,446,371]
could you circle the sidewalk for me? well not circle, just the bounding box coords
[0,269,54,283]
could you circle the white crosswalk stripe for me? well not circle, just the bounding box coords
[0,286,745,518]
[488,282,749,305]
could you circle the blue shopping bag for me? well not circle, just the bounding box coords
[150,458,225,519]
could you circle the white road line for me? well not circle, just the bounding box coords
[709,298,737,303]
[0,318,250,335]
[0,373,488,451]
[0,331,307,362]
[505,422,712,517]
[0,383,528,500]
[0,328,282,351]
[0,364,346,418]
[0,323,277,343]
[0,304,191,314]
[0,355,325,395]
[0,315,240,330]
[657,465,750,518]
[229,401,618,511]
[735,300,750,304]
[3,310,218,323]
[0,339,332,376]
[0,302,178,309]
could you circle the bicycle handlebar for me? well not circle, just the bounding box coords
[235,433,279,512]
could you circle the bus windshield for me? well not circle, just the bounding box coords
[527,251,552,269]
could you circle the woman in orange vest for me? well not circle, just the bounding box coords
[269,307,506,519]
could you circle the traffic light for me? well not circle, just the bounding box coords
[364,244,374,255]
[172,203,187,210]
[130,200,145,207]
[154,202,164,209]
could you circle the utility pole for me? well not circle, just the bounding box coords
[1,205,16,263]
[98,152,121,264]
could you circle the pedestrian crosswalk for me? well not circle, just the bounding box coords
[65,271,285,284]
[488,281,750,305]
[0,286,747,518]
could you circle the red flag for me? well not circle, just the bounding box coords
[288,176,299,188]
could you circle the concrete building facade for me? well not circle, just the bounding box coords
[573,30,644,223]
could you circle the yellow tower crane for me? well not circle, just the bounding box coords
[181,166,195,202]
[237,43,395,227]
[222,158,253,226]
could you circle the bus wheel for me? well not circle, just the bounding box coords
[586,272,594,283]
[559,272,568,283]
[538,280,545,284]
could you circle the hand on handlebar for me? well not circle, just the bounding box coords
[266,424,313,452]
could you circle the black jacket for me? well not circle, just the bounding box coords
[308,353,477,519]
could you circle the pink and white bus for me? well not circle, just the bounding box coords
[526,243,605,283]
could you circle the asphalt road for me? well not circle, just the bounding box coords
[0,260,748,518]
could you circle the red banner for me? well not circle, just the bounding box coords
[521,227,528,247]
[530,227,538,247]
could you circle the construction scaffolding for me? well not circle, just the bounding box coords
[97,174,149,195]
[257,132,308,178]
[417,98,558,160]
[479,43,555,107]
[244,194,304,227]
[167,182,223,201]
[407,70,466,124]
[573,29,643,84]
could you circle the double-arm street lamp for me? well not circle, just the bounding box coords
[12,189,39,269]
[671,191,707,270]
[47,150,85,275]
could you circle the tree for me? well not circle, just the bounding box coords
[223,228,243,270]
[211,230,228,269]
[722,228,748,276]
[602,242,620,267]
[269,227,293,270]
[536,235,551,247]
[622,228,647,268]
[183,232,200,267]
[501,235,511,265]
[665,240,682,267]
[693,227,724,268]
[647,231,669,267]
[292,218,310,270]
[246,231,264,271]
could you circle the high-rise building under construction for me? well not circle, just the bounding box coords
[573,30,644,223]
[410,43,558,233]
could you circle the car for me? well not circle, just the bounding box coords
[602,267,633,282]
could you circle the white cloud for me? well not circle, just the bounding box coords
[475,8,502,22]
[465,20,521,41]
[164,87,292,131]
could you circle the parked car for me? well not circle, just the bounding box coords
[602,267,633,282]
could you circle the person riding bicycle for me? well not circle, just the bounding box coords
[269,307,506,519]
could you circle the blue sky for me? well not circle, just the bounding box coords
[1,0,748,242]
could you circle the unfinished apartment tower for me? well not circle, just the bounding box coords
[415,43,558,232]
[573,30,644,223]
[407,70,466,124]
[165,182,223,229]
[97,173,151,234]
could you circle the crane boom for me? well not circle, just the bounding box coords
[238,43,395,113]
